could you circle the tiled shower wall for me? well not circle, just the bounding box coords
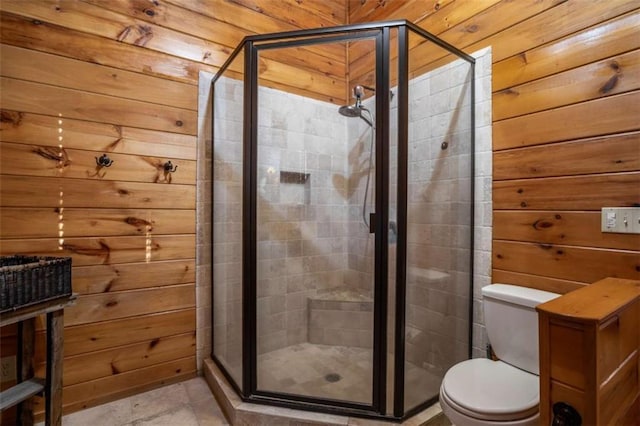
[404,53,476,376]
[344,114,377,294]
[197,71,214,374]
[254,86,351,354]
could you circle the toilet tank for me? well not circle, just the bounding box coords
[482,284,560,375]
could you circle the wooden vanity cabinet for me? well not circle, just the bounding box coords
[537,277,640,425]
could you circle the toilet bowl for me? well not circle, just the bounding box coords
[439,284,559,426]
[439,359,539,426]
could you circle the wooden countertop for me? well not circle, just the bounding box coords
[536,277,640,322]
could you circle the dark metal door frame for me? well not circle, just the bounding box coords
[210,19,477,422]
[244,28,389,415]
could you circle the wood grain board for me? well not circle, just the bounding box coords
[0,110,197,160]
[57,309,196,357]
[0,208,196,238]
[493,132,640,180]
[494,91,640,150]
[493,211,640,251]
[63,284,195,327]
[33,357,196,416]
[0,142,196,184]
[492,269,586,295]
[493,49,640,121]
[0,44,197,110]
[0,175,196,209]
[463,0,640,64]
[0,12,213,84]
[493,241,640,284]
[1,77,196,135]
[38,332,196,386]
[0,235,196,266]
[71,260,196,294]
[493,172,640,211]
[492,11,640,91]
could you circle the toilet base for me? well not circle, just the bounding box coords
[440,387,539,426]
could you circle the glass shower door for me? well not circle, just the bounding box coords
[252,34,379,408]
[403,29,474,413]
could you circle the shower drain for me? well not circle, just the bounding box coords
[325,373,341,383]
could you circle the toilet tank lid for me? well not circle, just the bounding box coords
[482,284,559,308]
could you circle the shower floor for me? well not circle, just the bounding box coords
[257,342,442,410]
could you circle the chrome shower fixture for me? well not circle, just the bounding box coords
[338,84,374,127]
[352,85,366,105]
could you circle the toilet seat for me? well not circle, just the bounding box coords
[440,358,539,421]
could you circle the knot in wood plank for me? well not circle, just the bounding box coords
[464,24,479,33]
[599,75,619,94]
[533,219,554,230]
[0,110,23,126]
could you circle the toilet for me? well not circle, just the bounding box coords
[439,284,560,426]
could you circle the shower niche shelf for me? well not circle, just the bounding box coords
[279,170,309,184]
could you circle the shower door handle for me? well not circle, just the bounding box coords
[369,213,376,234]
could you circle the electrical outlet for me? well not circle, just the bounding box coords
[1,356,16,383]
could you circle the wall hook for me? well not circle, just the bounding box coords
[95,154,114,167]
[163,161,178,173]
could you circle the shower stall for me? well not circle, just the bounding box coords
[211,20,475,421]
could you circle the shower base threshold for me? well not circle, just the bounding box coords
[203,358,450,425]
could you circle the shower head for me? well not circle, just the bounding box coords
[338,104,373,127]
[338,85,373,126]
[338,104,362,118]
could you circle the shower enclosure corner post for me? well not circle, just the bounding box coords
[209,78,215,364]
[393,23,410,419]
[242,40,258,398]
[372,25,390,416]
[468,60,477,361]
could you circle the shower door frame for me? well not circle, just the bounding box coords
[210,19,476,422]
[244,25,390,417]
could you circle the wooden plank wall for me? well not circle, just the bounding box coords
[0,0,348,420]
[488,2,640,292]
[349,0,640,294]
[1,0,639,419]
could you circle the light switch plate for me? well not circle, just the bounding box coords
[601,207,640,234]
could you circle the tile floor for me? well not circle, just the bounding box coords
[50,344,441,425]
[46,377,229,426]
[257,343,442,410]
